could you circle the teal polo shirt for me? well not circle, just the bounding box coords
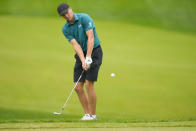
[62,13,100,51]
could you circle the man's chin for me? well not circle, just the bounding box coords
[66,18,70,21]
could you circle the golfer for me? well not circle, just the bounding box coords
[57,3,103,120]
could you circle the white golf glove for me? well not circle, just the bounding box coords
[85,56,92,67]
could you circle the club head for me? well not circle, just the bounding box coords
[53,112,61,115]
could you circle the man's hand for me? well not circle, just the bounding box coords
[82,62,88,71]
[85,56,92,69]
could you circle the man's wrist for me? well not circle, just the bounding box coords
[86,56,91,59]
[86,55,91,58]
[81,57,85,64]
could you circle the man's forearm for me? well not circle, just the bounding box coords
[86,36,94,57]
[72,42,85,64]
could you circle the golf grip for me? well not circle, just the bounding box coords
[61,70,84,113]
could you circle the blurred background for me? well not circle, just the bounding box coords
[0,0,196,122]
[1,0,196,32]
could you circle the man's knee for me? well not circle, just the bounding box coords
[85,80,94,89]
[74,82,84,93]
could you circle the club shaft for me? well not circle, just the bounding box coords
[60,70,84,113]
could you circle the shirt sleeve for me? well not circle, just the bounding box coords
[81,14,95,31]
[62,27,74,42]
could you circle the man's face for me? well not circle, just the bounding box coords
[62,8,74,21]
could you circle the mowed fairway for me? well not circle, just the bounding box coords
[0,15,196,128]
[1,127,196,131]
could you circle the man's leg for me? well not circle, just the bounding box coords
[85,80,97,115]
[74,82,90,114]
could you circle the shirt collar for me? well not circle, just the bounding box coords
[67,13,78,26]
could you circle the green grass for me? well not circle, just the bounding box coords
[0,15,196,125]
[0,0,196,129]
[1,127,196,131]
[0,0,196,33]
[0,122,196,129]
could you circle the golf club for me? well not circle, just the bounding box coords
[53,70,84,115]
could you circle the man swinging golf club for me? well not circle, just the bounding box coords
[57,3,103,120]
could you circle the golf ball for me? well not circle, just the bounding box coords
[110,73,115,77]
[53,112,61,115]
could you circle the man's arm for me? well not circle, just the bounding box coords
[86,29,94,57]
[81,14,95,68]
[70,39,87,70]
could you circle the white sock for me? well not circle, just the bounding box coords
[92,115,97,118]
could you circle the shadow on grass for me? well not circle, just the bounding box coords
[0,107,145,123]
[0,107,196,123]
[0,107,81,123]
[0,107,122,123]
